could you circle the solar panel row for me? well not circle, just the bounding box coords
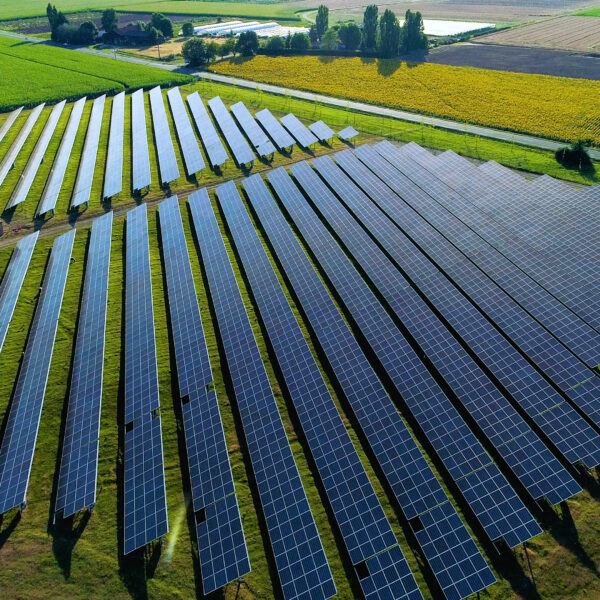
[103,91,125,199]
[0,232,39,355]
[230,102,276,158]
[308,155,581,507]
[242,173,495,600]
[267,166,541,550]
[308,120,334,143]
[188,188,336,600]
[216,180,424,600]
[123,203,168,554]
[131,89,152,191]
[71,94,106,208]
[0,107,23,145]
[149,86,180,184]
[0,103,45,189]
[207,96,255,166]
[37,97,86,216]
[166,87,205,176]
[7,100,66,210]
[186,92,228,168]
[280,113,318,148]
[255,108,294,151]
[158,195,249,594]
[0,229,75,515]
[337,126,358,141]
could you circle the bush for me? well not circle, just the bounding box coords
[290,32,310,50]
[218,37,236,57]
[181,21,194,37]
[264,36,285,53]
[555,141,593,171]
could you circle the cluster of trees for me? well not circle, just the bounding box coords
[47,3,98,44]
[182,31,259,66]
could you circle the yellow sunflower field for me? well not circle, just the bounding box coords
[211,56,600,146]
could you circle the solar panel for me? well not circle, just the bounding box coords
[242,173,495,600]
[124,203,168,553]
[0,106,23,145]
[149,86,180,184]
[55,212,112,518]
[0,232,39,355]
[255,108,294,151]
[0,103,45,189]
[308,120,334,143]
[188,188,336,600]
[71,94,106,208]
[207,96,255,166]
[6,100,66,210]
[230,102,276,157]
[166,87,205,176]
[0,229,75,514]
[131,89,151,191]
[267,166,541,549]
[36,97,86,216]
[337,126,358,142]
[186,92,228,168]
[280,113,318,148]
[216,179,424,599]
[366,143,600,445]
[307,155,581,507]
[103,91,125,199]
[334,147,600,472]
[157,195,249,594]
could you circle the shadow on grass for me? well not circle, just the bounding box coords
[0,511,21,551]
[50,511,91,579]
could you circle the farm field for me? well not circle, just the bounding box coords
[210,56,600,146]
[477,16,600,52]
[0,36,192,110]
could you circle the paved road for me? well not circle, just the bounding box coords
[2,29,599,160]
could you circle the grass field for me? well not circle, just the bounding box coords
[0,37,192,110]
[210,56,600,146]
[578,8,600,16]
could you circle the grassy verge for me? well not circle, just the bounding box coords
[577,8,600,16]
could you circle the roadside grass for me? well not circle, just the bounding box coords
[577,8,600,16]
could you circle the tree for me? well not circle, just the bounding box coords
[206,41,218,61]
[47,3,68,39]
[218,37,236,57]
[235,30,259,56]
[316,5,329,37]
[378,9,400,58]
[401,10,427,52]
[290,32,310,50]
[78,20,98,43]
[182,37,212,66]
[362,4,378,49]
[101,9,118,34]
[338,22,361,50]
[265,35,285,53]
[320,28,339,51]
[309,24,319,46]
[146,26,163,45]
[150,13,173,39]
[285,31,292,49]
[181,21,194,37]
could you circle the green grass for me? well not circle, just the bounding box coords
[0,37,192,110]
[577,8,600,16]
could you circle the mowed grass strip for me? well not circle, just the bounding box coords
[0,36,192,110]
[210,56,600,146]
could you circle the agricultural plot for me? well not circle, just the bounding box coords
[211,56,600,145]
[477,16,600,52]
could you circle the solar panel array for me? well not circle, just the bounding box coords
[123,203,168,553]
[103,91,125,199]
[230,102,276,157]
[255,108,294,151]
[186,92,229,168]
[0,229,75,514]
[166,87,205,176]
[0,107,23,145]
[0,103,45,189]
[0,232,39,355]
[242,173,495,600]
[37,97,86,216]
[216,180,424,600]
[149,86,180,184]
[337,125,358,141]
[207,96,255,166]
[188,188,336,600]
[308,120,334,142]
[7,100,66,210]
[71,94,106,208]
[158,195,249,594]
[280,113,318,148]
[267,165,542,549]
[54,213,112,519]
[131,89,152,191]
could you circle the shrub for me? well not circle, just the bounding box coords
[264,36,285,53]
[290,32,310,50]
[181,21,194,37]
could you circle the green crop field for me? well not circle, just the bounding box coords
[577,7,600,16]
[0,37,192,110]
